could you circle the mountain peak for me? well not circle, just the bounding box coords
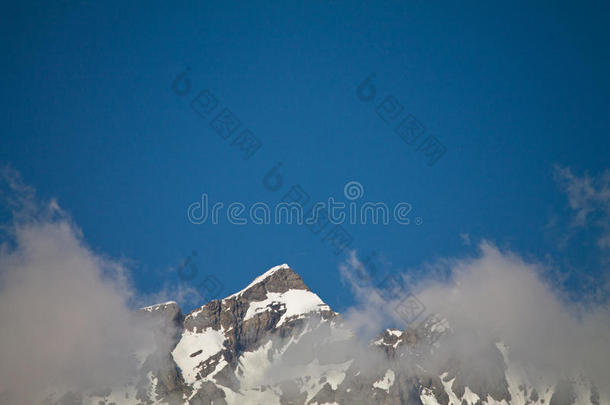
[225,263,309,300]
[65,264,606,405]
[140,300,179,312]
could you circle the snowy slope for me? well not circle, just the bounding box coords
[70,264,607,405]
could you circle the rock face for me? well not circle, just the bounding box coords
[60,264,602,405]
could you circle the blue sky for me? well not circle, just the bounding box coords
[2,1,609,313]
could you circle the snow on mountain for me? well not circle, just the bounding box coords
[172,327,227,384]
[225,263,292,299]
[141,301,179,312]
[373,369,396,392]
[243,289,331,326]
[47,264,606,405]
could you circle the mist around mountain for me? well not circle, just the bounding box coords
[1,171,609,405]
[2,246,609,405]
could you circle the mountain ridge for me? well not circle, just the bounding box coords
[48,264,604,405]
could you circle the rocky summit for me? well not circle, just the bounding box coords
[50,264,602,405]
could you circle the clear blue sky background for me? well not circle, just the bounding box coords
[2,1,609,313]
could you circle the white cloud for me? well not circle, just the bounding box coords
[340,243,610,397]
[554,165,610,250]
[460,233,471,246]
[0,170,166,403]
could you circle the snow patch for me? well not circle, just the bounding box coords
[388,329,403,337]
[171,328,226,384]
[226,264,291,299]
[236,340,274,388]
[244,289,330,326]
[373,369,395,392]
[462,386,480,404]
[420,386,443,405]
[140,300,177,311]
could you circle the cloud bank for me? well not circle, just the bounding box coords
[340,243,610,398]
[2,165,609,402]
[0,170,162,403]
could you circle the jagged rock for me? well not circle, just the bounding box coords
[53,264,603,405]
